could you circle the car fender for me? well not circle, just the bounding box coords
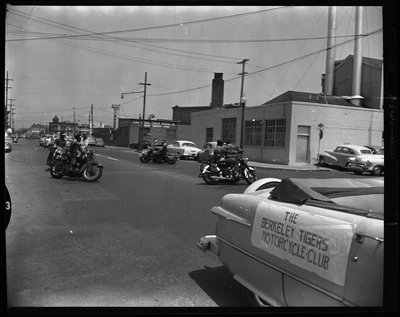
[319,151,337,164]
[244,178,282,194]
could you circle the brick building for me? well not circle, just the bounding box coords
[189,55,384,165]
[116,118,191,147]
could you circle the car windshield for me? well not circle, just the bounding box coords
[182,142,195,147]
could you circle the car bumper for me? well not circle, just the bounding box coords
[197,235,220,256]
[347,163,369,172]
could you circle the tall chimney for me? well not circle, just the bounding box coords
[351,6,364,106]
[210,73,224,109]
[324,6,336,95]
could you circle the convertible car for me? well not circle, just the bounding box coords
[318,145,373,168]
[197,177,383,306]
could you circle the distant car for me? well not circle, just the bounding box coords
[197,141,219,163]
[167,140,201,159]
[39,135,46,146]
[198,177,384,307]
[318,145,372,168]
[129,140,151,150]
[94,138,105,147]
[87,136,97,146]
[11,134,18,143]
[5,134,12,152]
[363,145,384,155]
[347,147,384,176]
[44,135,54,147]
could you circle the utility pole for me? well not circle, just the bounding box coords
[91,104,93,135]
[139,72,151,151]
[238,59,249,149]
[5,71,13,130]
[9,99,16,131]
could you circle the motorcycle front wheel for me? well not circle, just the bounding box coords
[244,168,257,184]
[50,161,64,179]
[140,155,150,163]
[82,164,103,182]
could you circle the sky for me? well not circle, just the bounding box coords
[5,5,384,130]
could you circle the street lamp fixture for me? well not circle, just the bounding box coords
[239,93,247,149]
[121,91,144,99]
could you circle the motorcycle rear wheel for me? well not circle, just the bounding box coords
[82,164,103,182]
[50,161,64,179]
[165,156,177,164]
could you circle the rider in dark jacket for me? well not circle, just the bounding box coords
[53,133,67,148]
[68,134,86,171]
[152,139,168,162]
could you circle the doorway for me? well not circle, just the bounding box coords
[295,126,310,163]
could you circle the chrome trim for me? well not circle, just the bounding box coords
[211,206,251,227]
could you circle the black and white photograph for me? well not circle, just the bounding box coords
[4,3,397,312]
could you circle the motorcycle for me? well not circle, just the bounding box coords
[139,146,178,164]
[50,148,104,182]
[199,154,257,185]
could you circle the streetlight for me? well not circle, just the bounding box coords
[120,72,150,150]
[239,93,247,149]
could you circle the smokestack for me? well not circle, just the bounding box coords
[210,73,224,109]
[351,6,364,106]
[324,6,336,95]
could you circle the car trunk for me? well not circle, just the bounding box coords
[211,178,383,306]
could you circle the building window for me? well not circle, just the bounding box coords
[222,118,236,142]
[265,118,286,147]
[206,128,213,142]
[244,120,263,146]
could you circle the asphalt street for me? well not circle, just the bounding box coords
[5,139,373,311]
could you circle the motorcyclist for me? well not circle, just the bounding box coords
[68,134,87,172]
[81,134,90,148]
[224,140,242,177]
[53,133,67,148]
[152,139,168,162]
[213,139,240,178]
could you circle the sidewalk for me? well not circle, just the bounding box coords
[248,161,331,172]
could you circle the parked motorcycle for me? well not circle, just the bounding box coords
[50,148,104,182]
[199,154,257,185]
[139,146,178,164]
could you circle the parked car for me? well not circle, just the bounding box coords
[11,134,18,143]
[44,134,54,147]
[5,133,12,152]
[318,145,372,168]
[167,140,201,159]
[347,148,384,176]
[38,135,45,146]
[197,141,219,163]
[94,138,105,147]
[198,177,384,307]
[363,145,384,155]
[129,140,151,150]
